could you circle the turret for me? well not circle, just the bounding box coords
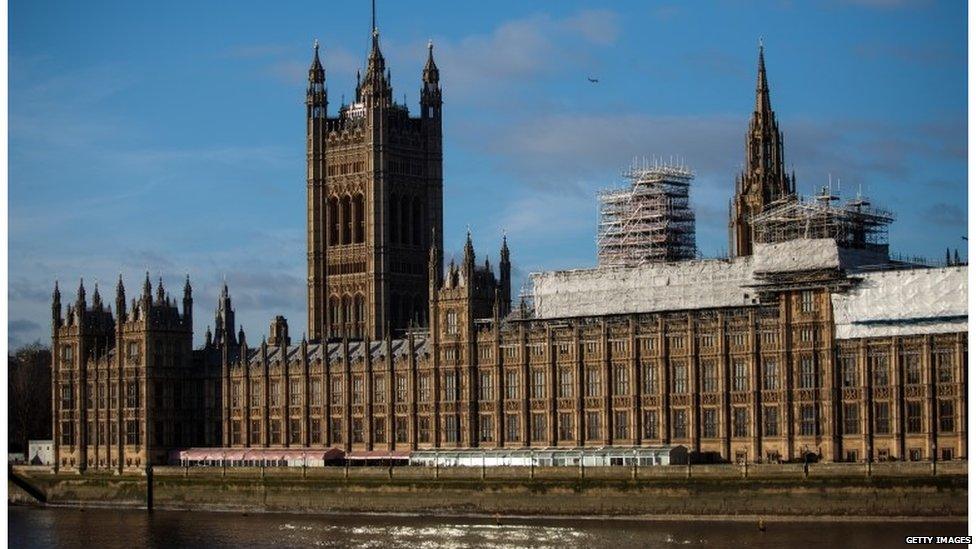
[499,235,512,316]
[462,230,475,276]
[76,279,87,310]
[115,275,126,319]
[91,282,102,311]
[52,281,62,331]
[155,277,165,305]
[421,40,441,120]
[182,275,193,330]
[142,272,152,305]
[268,316,290,347]
[214,282,237,348]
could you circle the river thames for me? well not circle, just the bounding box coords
[8,506,967,548]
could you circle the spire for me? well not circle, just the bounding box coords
[308,38,325,89]
[500,232,510,262]
[423,40,440,85]
[142,271,152,300]
[755,39,771,116]
[156,276,165,304]
[183,274,192,301]
[53,280,61,302]
[92,282,102,310]
[463,229,475,262]
[77,278,86,306]
[360,1,391,106]
[52,280,62,328]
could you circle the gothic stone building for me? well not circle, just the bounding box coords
[51,28,967,471]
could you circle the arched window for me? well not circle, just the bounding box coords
[341,196,352,244]
[400,196,411,247]
[329,297,340,337]
[328,197,339,246]
[353,294,365,338]
[342,295,351,334]
[353,194,365,243]
[390,195,400,244]
[412,198,423,246]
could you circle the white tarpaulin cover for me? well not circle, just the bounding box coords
[531,257,758,319]
[753,238,888,274]
[831,266,968,339]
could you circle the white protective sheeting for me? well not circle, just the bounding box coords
[531,257,758,319]
[753,238,889,273]
[831,266,968,339]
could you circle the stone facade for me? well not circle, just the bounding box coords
[50,21,967,470]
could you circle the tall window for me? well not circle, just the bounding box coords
[311,419,322,444]
[702,408,717,438]
[643,362,658,394]
[61,382,74,408]
[352,376,363,404]
[396,374,408,403]
[613,365,630,396]
[843,403,860,434]
[935,351,953,383]
[800,290,816,313]
[613,411,629,439]
[330,418,343,443]
[558,412,573,441]
[732,359,749,391]
[800,404,817,436]
[938,400,954,432]
[231,420,242,445]
[905,354,921,385]
[374,375,386,404]
[558,369,573,398]
[763,406,779,436]
[250,381,262,408]
[418,374,430,402]
[732,407,748,437]
[418,417,431,443]
[443,372,457,402]
[799,357,816,389]
[505,370,519,399]
[331,376,343,405]
[672,361,687,393]
[672,409,688,439]
[586,411,601,440]
[269,380,281,407]
[289,378,302,406]
[531,413,546,441]
[125,420,140,445]
[701,360,717,392]
[531,369,545,398]
[585,367,601,397]
[446,310,458,335]
[373,417,385,443]
[310,379,322,406]
[351,418,365,443]
[395,417,409,443]
[479,371,493,401]
[479,415,494,442]
[762,359,779,390]
[290,419,302,444]
[841,356,858,387]
[643,410,659,439]
[871,354,889,387]
[874,402,890,434]
[906,401,922,433]
[250,420,261,443]
[506,414,520,442]
[270,420,282,444]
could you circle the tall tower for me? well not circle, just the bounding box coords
[729,43,796,257]
[306,10,444,341]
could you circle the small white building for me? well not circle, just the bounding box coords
[408,446,689,468]
[28,440,54,466]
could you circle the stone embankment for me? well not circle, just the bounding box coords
[9,462,967,518]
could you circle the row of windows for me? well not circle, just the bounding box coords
[229,351,957,409]
[839,352,956,387]
[61,381,141,410]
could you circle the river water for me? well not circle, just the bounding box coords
[8,506,967,548]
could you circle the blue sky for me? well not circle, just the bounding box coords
[9,0,967,347]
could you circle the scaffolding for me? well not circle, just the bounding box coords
[751,186,894,254]
[597,159,697,267]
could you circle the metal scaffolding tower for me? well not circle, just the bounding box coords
[597,159,697,267]
[751,185,894,254]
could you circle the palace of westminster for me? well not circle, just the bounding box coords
[50,17,967,472]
